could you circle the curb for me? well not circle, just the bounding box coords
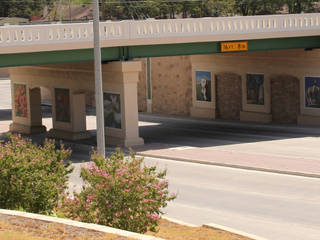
[0,209,164,240]
[162,216,198,227]
[137,153,320,179]
[203,223,269,240]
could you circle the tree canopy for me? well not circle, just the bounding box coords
[0,0,317,21]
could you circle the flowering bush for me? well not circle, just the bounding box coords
[60,151,176,233]
[0,134,73,214]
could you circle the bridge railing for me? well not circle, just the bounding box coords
[0,13,320,47]
[130,14,320,38]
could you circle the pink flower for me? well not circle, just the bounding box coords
[88,194,95,200]
[102,172,109,178]
[88,162,96,169]
[160,180,168,186]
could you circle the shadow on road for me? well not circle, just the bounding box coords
[136,113,320,150]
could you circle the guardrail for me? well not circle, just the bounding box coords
[0,13,320,48]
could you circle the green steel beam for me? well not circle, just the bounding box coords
[128,42,220,58]
[247,36,320,51]
[0,36,320,68]
[0,47,120,68]
[128,36,320,58]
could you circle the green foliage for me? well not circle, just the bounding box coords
[60,150,176,233]
[0,134,73,215]
[101,0,318,19]
[286,0,315,13]
[234,0,316,15]
[0,0,318,21]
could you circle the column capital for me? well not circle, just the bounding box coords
[102,61,142,73]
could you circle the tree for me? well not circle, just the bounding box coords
[286,0,314,13]
[101,0,105,20]
[235,0,285,16]
[203,0,236,17]
[0,0,55,19]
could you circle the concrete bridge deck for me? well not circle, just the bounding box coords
[1,14,320,68]
[1,13,320,55]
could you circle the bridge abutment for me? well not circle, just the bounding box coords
[8,61,144,147]
[10,81,46,134]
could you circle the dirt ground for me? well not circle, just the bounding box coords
[0,214,252,240]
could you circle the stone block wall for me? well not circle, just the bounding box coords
[216,73,242,120]
[0,68,9,78]
[139,56,192,116]
[136,49,320,126]
[271,75,300,124]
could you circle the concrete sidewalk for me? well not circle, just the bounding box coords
[134,114,320,178]
[134,142,320,178]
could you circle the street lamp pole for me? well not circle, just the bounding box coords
[92,0,106,156]
[59,0,62,22]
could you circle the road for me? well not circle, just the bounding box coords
[69,156,320,240]
[137,114,320,161]
[1,78,319,239]
[135,114,320,177]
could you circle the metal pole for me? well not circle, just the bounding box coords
[93,0,106,156]
[101,0,105,21]
[59,0,62,22]
[69,0,72,22]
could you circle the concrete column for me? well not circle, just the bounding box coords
[48,89,90,140]
[10,83,46,134]
[102,61,144,147]
[146,58,153,113]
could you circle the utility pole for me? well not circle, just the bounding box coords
[101,0,105,21]
[59,0,62,22]
[93,0,106,156]
[69,0,71,21]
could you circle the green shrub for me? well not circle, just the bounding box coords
[60,151,176,233]
[0,134,73,214]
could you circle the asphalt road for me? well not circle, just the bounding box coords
[1,78,320,239]
[69,156,320,240]
[138,114,320,161]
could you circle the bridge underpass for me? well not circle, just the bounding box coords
[1,13,320,147]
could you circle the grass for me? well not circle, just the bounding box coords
[0,17,29,25]
[0,231,50,240]
[0,220,132,240]
[147,219,253,240]
[0,217,253,240]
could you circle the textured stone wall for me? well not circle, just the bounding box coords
[150,56,192,115]
[0,68,9,78]
[216,73,242,120]
[137,58,147,112]
[137,49,320,126]
[271,75,300,124]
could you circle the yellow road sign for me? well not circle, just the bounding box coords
[221,41,248,52]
